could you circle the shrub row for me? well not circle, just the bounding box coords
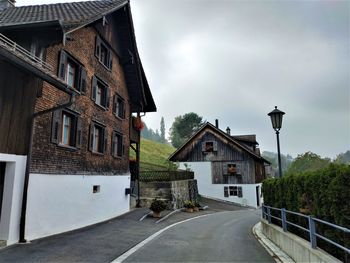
[262,163,350,260]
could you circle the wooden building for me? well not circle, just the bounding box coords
[169,121,270,208]
[0,0,155,245]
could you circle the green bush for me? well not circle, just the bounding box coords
[262,163,350,228]
[262,163,350,260]
[150,199,167,213]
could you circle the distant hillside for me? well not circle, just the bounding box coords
[130,138,176,171]
[262,151,293,173]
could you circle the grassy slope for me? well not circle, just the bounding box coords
[130,138,176,169]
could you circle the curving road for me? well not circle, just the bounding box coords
[124,209,274,262]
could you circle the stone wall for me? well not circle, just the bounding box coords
[140,179,198,210]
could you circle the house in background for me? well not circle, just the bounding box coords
[0,0,155,245]
[169,121,270,208]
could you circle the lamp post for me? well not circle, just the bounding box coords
[268,106,285,178]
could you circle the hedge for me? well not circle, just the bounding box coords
[262,163,350,260]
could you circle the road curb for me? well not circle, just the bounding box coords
[252,222,294,263]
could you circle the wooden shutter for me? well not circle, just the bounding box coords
[213,141,218,152]
[89,123,94,151]
[201,142,206,152]
[122,135,127,157]
[91,76,97,101]
[112,94,117,114]
[51,110,62,144]
[122,101,126,118]
[105,88,110,109]
[108,50,113,69]
[103,128,108,154]
[223,163,228,174]
[238,187,243,198]
[76,117,82,148]
[95,36,101,59]
[79,67,87,94]
[224,187,229,198]
[111,132,116,157]
[58,50,67,80]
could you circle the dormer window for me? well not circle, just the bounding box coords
[95,36,112,70]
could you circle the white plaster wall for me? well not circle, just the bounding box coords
[180,162,262,208]
[0,153,27,245]
[26,173,130,241]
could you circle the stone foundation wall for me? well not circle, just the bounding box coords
[140,179,198,210]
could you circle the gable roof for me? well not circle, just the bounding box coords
[0,0,127,32]
[169,122,271,164]
[0,0,156,113]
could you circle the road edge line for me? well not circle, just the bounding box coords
[110,212,222,263]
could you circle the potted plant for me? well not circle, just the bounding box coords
[150,198,167,218]
[193,201,201,212]
[184,200,195,213]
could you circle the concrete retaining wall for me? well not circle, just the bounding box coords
[261,219,341,262]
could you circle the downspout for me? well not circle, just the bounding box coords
[136,111,146,208]
[19,92,75,243]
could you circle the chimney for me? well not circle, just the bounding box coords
[0,0,15,11]
[226,127,231,135]
[215,119,219,128]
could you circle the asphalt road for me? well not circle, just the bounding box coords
[124,209,274,262]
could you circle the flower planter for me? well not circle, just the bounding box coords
[193,207,199,212]
[186,208,194,213]
[152,211,161,218]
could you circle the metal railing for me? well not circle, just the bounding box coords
[0,33,53,72]
[262,204,350,255]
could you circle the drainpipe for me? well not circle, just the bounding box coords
[19,93,75,243]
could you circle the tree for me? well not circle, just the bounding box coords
[160,117,166,143]
[169,112,204,148]
[262,151,293,173]
[284,151,331,175]
[335,150,350,164]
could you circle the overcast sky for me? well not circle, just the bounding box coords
[17,0,349,158]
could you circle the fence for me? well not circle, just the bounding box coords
[0,33,53,72]
[262,204,350,257]
[139,170,194,182]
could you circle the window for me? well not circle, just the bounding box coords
[201,141,218,152]
[58,50,87,93]
[95,36,113,69]
[89,122,107,154]
[113,94,125,119]
[51,109,82,148]
[227,164,237,174]
[92,76,110,109]
[227,186,243,198]
[112,131,125,158]
[66,60,76,88]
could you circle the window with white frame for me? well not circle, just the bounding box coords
[92,76,109,109]
[51,109,82,148]
[89,122,107,154]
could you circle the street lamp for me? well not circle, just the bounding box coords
[268,106,285,178]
